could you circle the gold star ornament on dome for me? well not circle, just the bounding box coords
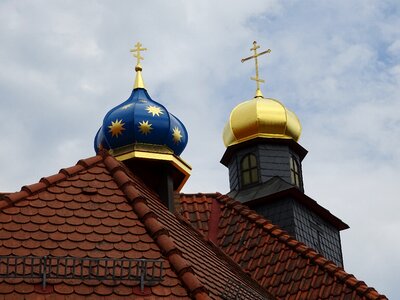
[172,127,183,144]
[108,119,125,137]
[146,105,164,117]
[138,120,153,135]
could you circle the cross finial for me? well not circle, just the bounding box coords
[241,41,271,98]
[130,42,147,89]
[130,42,147,66]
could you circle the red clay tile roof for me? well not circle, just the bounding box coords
[179,193,388,300]
[0,152,271,299]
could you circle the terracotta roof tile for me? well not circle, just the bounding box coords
[2,222,22,232]
[93,284,114,296]
[15,283,35,294]
[53,283,74,295]
[179,193,387,300]
[74,285,94,296]
[59,165,84,178]
[101,234,120,243]
[0,152,273,299]
[7,214,28,225]
[21,182,47,194]
[1,191,28,207]
[0,283,14,294]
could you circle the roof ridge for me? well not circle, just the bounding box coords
[102,152,211,300]
[0,154,103,210]
[215,194,387,300]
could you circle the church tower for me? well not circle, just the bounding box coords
[221,42,348,266]
[94,43,191,211]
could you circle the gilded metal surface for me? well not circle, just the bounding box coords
[224,41,300,147]
[223,97,302,147]
[133,64,145,89]
[113,146,192,192]
[241,41,271,98]
[130,42,147,65]
[110,143,174,156]
[130,42,147,89]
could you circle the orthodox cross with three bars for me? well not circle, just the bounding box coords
[241,41,271,97]
[130,42,147,65]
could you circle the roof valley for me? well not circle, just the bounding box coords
[207,197,221,243]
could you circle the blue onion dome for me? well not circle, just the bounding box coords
[94,44,188,156]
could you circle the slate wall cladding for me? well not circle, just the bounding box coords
[227,142,304,192]
[251,198,297,236]
[228,155,239,191]
[225,140,345,267]
[292,200,344,266]
[258,144,304,192]
[252,197,343,267]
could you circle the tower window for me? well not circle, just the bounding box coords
[241,154,259,187]
[290,156,301,187]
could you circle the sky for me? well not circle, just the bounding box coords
[0,0,399,298]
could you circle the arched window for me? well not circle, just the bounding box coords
[290,156,301,187]
[241,154,259,187]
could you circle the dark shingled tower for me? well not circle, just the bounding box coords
[221,41,348,266]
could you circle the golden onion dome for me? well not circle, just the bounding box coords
[224,41,302,147]
[223,96,302,147]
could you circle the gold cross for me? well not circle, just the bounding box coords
[241,41,271,97]
[130,42,147,65]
